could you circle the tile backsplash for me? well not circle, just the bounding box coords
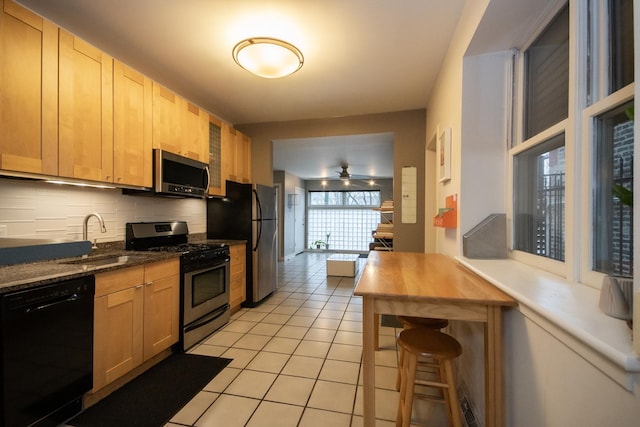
[0,178,206,243]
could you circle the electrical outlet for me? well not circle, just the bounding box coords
[0,225,7,237]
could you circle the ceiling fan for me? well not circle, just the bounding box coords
[337,165,370,180]
[324,165,380,189]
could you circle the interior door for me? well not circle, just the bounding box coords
[293,186,305,254]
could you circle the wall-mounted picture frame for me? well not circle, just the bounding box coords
[438,127,451,183]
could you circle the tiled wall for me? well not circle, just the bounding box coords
[0,178,206,243]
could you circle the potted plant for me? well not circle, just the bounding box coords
[313,240,325,249]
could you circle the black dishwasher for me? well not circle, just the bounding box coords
[1,275,95,427]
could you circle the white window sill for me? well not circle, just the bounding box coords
[455,256,640,391]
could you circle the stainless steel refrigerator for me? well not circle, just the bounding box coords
[207,181,277,306]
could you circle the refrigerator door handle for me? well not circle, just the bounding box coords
[253,189,263,251]
[253,188,263,220]
[254,219,262,252]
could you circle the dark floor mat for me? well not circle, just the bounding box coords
[67,353,231,427]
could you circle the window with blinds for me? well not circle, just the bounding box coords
[609,0,634,93]
[523,5,569,140]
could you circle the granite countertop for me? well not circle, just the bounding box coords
[0,246,179,294]
[0,237,247,294]
[188,234,247,246]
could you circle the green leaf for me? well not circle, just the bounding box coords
[625,106,634,121]
[613,184,633,207]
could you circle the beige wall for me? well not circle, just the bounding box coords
[425,0,490,258]
[237,110,426,253]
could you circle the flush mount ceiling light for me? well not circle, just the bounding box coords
[232,37,304,79]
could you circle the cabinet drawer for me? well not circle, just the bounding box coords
[145,258,179,282]
[95,265,144,297]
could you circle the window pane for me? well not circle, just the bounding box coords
[609,0,634,93]
[524,5,569,139]
[344,191,381,206]
[309,191,342,206]
[514,134,566,261]
[593,101,634,277]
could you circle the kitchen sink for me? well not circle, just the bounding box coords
[59,254,147,268]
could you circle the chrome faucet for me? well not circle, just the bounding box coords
[83,213,107,249]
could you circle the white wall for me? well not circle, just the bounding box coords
[0,178,206,243]
[504,309,640,426]
[460,52,508,238]
[425,0,490,257]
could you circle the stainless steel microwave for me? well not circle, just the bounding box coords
[153,149,210,198]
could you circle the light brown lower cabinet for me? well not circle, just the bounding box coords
[229,243,246,312]
[92,258,179,392]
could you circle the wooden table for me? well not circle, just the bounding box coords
[353,252,516,427]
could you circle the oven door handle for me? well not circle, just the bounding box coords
[184,303,230,332]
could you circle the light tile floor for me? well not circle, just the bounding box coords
[166,252,446,427]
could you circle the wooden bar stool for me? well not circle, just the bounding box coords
[395,316,449,390]
[396,328,463,427]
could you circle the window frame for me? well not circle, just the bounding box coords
[508,0,634,287]
[580,83,635,287]
[508,0,575,278]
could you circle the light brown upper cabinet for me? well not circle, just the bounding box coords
[113,61,152,187]
[183,101,209,163]
[152,82,182,156]
[0,0,58,175]
[222,123,252,185]
[152,83,208,163]
[58,29,114,182]
[236,130,252,184]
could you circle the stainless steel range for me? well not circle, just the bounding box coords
[125,221,230,351]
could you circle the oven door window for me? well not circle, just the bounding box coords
[191,267,226,307]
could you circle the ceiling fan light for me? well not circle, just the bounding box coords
[339,165,350,179]
[233,37,304,79]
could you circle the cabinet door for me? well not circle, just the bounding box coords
[93,266,144,391]
[222,122,238,183]
[113,60,152,187]
[183,101,208,162]
[0,0,58,175]
[152,83,182,155]
[236,131,252,183]
[93,286,144,391]
[143,259,179,361]
[229,244,246,311]
[58,29,113,182]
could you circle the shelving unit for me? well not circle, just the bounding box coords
[371,200,394,251]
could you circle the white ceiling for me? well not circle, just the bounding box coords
[273,133,394,180]
[17,0,466,179]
